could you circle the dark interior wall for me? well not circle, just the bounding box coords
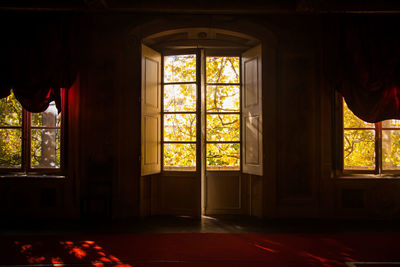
[80,15,118,219]
[264,16,322,217]
[1,11,399,221]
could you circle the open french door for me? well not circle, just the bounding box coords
[140,44,161,216]
[141,45,201,217]
[141,43,262,217]
[204,45,263,215]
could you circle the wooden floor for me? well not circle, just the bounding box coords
[1,215,400,235]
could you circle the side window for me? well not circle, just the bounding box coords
[0,91,63,173]
[342,98,400,174]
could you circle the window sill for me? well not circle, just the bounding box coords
[336,174,400,180]
[0,174,65,180]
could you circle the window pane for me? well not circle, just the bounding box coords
[0,92,22,127]
[31,102,61,127]
[0,129,21,168]
[31,129,60,168]
[164,143,196,169]
[382,119,400,129]
[343,100,374,128]
[206,143,240,169]
[206,85,240,112]
[164,114,196,141]
[207,114,240,142]
[164,84,196,112]
[164,55,196,83]
[383,130,400,170]
[206,57,240,83]
[343,129,375,170]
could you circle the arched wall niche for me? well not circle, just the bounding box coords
[118,15,278,218]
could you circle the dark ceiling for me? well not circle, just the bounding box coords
[1,0,400,13]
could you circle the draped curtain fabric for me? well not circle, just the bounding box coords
[0,14,76,113]
[326,16,400,123]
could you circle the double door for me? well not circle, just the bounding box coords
[140,44,262,217]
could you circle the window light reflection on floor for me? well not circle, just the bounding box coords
[13,240,132,267]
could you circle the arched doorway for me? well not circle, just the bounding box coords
[125,18,277,218]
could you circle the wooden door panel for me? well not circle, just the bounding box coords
[144,57,160,109]
[244,115,260,165]
[141,44,161,176]
[244,57,259,108]
[206,175,241,209]
[205,172,246,215]
[242,45,263,176]
[159,175,198,216]
[143,115,159,165]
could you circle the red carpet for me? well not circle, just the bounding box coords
[0,233,400,266]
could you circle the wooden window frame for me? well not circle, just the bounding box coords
[204,53,241,172]
[0,93,66,175]
[336,95,400,177]
[161,49,201,172]
[161,49,242,172]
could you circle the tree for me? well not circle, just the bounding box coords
[0,93,22,167]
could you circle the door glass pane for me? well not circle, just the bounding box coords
[164,55,196,83]
[31,102,61,127]
[164,143,196,170]
[206,57,240,83]
[31,129,61,168]
[383,130,400,170]
[206,143,240,170]
[0,92,22,127]
[206,85,240,112]
[164,114,196,141]
[343,129,375,170]
[0,129,22,168]
[207,114,240,142]
[164,84,196,112]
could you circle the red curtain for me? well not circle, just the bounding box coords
[0,13,76,113]
[326,15,400,123]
